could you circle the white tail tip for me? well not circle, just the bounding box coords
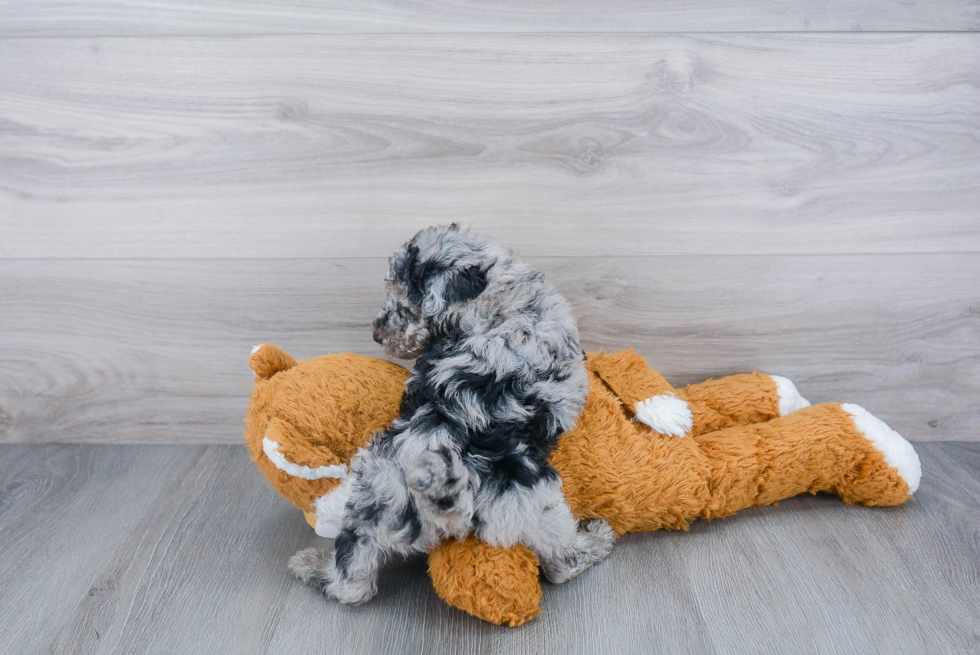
[842,403,921,494]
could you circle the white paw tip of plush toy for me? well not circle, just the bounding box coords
[251,344,264,355]
[634,393,693,437]
[842,403,921,494]
[770,375,811,416]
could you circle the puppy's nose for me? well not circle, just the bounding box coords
[373,330,383,344]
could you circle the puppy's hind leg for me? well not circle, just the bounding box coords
[288,547,336,593]
[479,477,616,585]
[288,528,384,605]
[523,480,616,585]
[539,518,616,584]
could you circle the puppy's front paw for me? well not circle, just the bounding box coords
[579,518,616,561]
[288,547,335,593]
[330,574,379,606]
[540,519,616,585]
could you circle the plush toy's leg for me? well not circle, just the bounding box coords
[692,402,920,518]
[632,372,808,438]
[288,528,384,605]
[589,350,810,438]
[428,538,543,626]
[674,372,810,437]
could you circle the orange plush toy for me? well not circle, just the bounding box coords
[244,344,921,626]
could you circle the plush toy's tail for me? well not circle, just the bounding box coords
[694,402,921,519]
[249,343,297,381]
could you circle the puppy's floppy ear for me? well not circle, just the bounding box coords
[422,263,490,315]
[443,264,489,304]
[397,243,427,306]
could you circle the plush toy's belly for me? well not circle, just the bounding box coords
[550,374,711,535]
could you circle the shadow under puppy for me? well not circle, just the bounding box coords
[289,224,614,604]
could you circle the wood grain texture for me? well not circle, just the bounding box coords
[0,445,190,653]
[671,443,980,655]
[1,34,978,258]
[1,253,977,444]
[43,446,310,654]
[1,0,979,35]
[1,442,977,654]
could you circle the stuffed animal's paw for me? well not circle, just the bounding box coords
[427,537,543,626]
[633,393,693,437]
[769,375,811,415]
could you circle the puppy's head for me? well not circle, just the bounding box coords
[373,224,497,359]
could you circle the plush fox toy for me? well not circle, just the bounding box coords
[244,344,921,626]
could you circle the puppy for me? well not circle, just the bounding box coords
[289,224,614,604]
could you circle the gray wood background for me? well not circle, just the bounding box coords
[1,3,978,444]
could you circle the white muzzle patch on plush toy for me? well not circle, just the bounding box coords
[634,393,693,437]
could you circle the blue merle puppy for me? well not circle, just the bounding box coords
[288,224,615,605]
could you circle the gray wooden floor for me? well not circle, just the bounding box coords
[1,441,977,655]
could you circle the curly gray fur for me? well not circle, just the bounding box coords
[289,224,613,605]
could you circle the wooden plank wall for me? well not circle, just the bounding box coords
[1,3,978,444]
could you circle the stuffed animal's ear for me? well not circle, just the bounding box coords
[427,537,542,626]
[249,343,297,381]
